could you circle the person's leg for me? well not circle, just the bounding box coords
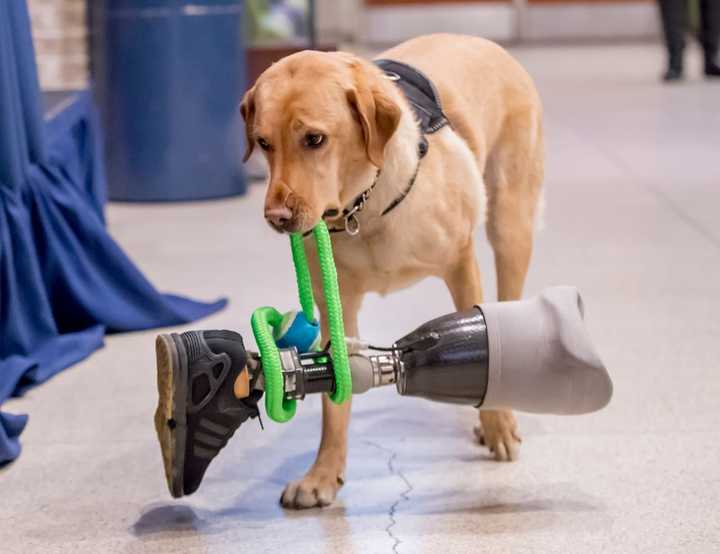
[658,0,688,80]
[699,0,720,75]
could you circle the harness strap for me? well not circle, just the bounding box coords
[380,159,422,217]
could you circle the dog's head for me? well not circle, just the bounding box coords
[241,51,401,234]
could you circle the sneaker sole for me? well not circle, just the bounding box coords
[154,333,189,498]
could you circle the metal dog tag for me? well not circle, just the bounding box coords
[345,213,360,236]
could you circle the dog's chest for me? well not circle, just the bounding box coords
[331,227,448,295]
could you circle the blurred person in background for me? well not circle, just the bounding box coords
[658,0,720,81]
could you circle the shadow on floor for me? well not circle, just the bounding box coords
[131,504,210,537]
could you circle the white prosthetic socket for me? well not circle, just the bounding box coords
[479,286,612,414]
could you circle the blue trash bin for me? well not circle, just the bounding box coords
[89,0,247,201]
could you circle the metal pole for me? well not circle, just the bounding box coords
[308,0,317,49]
[514,0,528,43]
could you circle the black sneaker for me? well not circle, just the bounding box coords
[154,330,262,497]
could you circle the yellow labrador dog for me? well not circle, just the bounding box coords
[241,34,544,509]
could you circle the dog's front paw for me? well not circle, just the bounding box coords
[475,410,521,461]
[280,469,344,509]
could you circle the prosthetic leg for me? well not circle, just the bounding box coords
[275,286,611,414]
[154,286,612,497]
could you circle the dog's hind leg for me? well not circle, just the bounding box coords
[477,108,544,461]
[485,108,543,301]
[444,245,521,462]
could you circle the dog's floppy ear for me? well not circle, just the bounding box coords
[240,86,256,162]
[346,63,401,168]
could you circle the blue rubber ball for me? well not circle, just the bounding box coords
[274,310,321,353]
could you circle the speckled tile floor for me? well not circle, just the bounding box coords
[2,43,720,553]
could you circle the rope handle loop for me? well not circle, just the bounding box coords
[252,221,351,422]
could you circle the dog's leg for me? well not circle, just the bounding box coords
[445,244,484,310]
[280,287,363,509]
[444,246,519,461]
[478,111,544,461]
[485,110,543,301]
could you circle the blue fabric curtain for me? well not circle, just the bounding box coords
[0,1,227,464]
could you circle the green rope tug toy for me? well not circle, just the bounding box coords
[250,221,352,422]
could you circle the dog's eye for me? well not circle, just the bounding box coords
[257,137,271,151]
[304,133,325,149]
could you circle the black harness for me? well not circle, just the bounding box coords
[376,59,450,153]
[326,59,449,235]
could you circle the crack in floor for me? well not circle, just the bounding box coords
[365,440,414,554]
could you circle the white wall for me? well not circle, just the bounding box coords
[28,0,88,90]
[521,2,660,41]
[362,2,515,44]
[314,0,661,45]
[316,0,362,43]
